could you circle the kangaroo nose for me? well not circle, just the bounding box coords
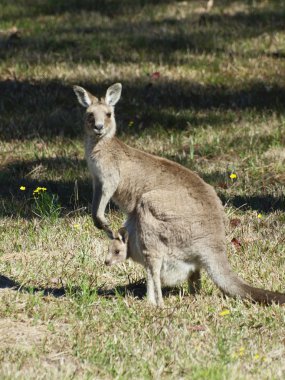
[96,124,103,131]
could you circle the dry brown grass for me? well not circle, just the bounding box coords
[0,0,285,378]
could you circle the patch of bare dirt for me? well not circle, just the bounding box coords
[0,318,48,349]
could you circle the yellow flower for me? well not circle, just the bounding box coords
[128,121,134,127]
[253,354,260,360]
[73,224,80,229]
[33,186,47,194]
[219,309,230,316]
[19,186,26,191]
[230,173,237,179]
[232,347,245,359]
[257,213,262,219]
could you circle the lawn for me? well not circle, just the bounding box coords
[0,0,285,379]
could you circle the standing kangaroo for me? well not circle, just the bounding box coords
[74,83,285,307]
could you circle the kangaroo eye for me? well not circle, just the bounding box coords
[106,112,111,118]
[114,250,120,255]
[86,113,94,123]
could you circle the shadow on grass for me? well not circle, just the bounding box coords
[0,274,66,297]
[1,156,285,219]
[1,78,285,142]
[2,2,285,64]
[0,181,92,219]
[225,194,285,213]
[124,10,285,61]
[97,279,146,300]
[0,275,182,300]
[2,0,174,20]
[201,171,285,212]
[97,280,184,299]
[0,156,92,218]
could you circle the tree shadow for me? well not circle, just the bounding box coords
[2,2,285,64]
[124,10,285,61]
[201,172,285,213]
[225,194,285,213]
[0,156,92,218]
[1,78,285,142]
[2,0,174,21]
[1,155,285,219]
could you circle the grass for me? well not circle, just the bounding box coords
[0,0,285,378]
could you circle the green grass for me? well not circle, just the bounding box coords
[0,0,285,379]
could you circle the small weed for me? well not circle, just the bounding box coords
[31,187,61,221]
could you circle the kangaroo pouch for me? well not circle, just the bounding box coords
[160,258,197,287]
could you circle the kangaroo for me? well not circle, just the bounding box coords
[105,227,201,294]
[73,83,285,307]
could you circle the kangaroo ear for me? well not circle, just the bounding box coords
[107,229,116,240]
[73,85,94,108]
[105,83,122,106]
[118,227,128,244]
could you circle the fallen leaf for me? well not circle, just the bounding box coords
[230,218,241,228]
[150,71,160,80]
[189,325,206,331]
[231,237,242,248]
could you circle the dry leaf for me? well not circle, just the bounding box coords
[150,71,160,80]
[231,237,242,248]
[189,325,206,331]
[230,218,241,228]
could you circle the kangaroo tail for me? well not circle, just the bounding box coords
[203,253,285,305]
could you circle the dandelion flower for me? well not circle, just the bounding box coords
[33,186,47,194]
[230,173,237,179]
[253,354,260,360]
[19,186,26,191]
[257,213,262,219]
[219,309,230,316]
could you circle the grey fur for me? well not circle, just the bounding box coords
[74,83,285,307]
[106,228,201,297]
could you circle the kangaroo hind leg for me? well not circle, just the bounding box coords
[146,256,164,307]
